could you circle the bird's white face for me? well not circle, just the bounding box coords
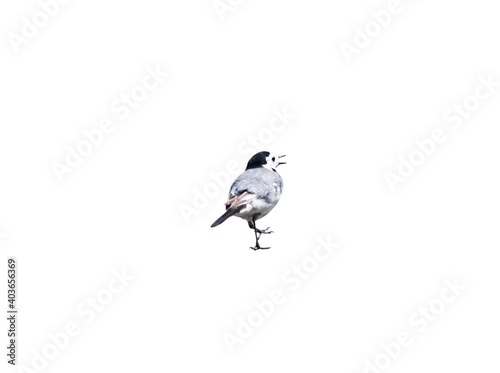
[263,153,286,171]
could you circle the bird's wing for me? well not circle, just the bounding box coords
[225,190,257,210]
[224,168,281,210]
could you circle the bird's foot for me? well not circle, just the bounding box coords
[249,245,271,251]
[256,227,273,235]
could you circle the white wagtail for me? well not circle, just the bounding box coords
[211,151,286,250]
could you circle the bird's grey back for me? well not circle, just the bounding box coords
[230,168,283,198]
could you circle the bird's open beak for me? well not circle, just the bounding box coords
[277,154,286,166]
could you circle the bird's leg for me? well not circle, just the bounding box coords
[250,229,263,251]
[248,216,273,235]
[249,216,271,250]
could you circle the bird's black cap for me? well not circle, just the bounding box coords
[245,151,270,170]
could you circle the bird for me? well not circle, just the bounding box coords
[211,151,286,250]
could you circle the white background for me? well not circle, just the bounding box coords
[1,0,500,372]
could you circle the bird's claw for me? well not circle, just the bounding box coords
[256,227,273,235]
[249,246,271,251]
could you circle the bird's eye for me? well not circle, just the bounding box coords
[272,157,275,161]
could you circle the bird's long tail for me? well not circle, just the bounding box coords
[211,205,245,228]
